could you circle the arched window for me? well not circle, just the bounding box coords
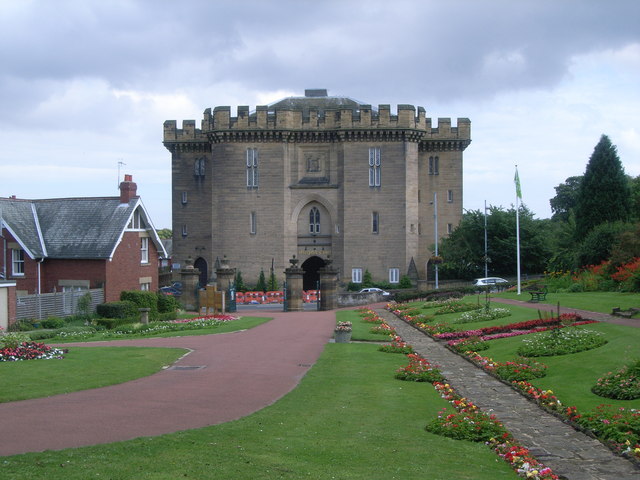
[309,207,320,234]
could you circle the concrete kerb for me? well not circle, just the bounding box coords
[375,308,640,480]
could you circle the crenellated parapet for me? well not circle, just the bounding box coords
[164,93,470,150]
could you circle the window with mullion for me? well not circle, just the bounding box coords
[368,147,381,187]
[11,249,24,276]
[246,148,259,188]
[309,207,320,234]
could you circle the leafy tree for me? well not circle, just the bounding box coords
[576,221,630,267]
[575,135,630,239]
[439,205,551,279]
[256,269,267,293]
[156,228,172,239]
[629,175,640,221]
[608,223,640,269]
[549,176,582,222]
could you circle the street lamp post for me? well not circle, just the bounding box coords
[484,200,488,278]
[434,192,439,290]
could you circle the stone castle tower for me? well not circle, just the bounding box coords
[163,89,471,289]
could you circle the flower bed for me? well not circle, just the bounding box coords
[454,307,511,324]
[378,336,413,354]
[0,342,66,362]
[394,353,444,383]
[465,353,547,382]
[517,327,607,357]
[592,360,640,400]
[369,323,396,335]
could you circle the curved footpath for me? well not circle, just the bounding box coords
[375,301,640,480]
[0,310,336,457]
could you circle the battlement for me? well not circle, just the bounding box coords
[164,97,470,143]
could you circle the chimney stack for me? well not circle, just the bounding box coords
[119,174,138,204]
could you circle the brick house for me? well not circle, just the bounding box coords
[0,176,167,303]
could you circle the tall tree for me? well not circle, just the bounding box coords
[575,135,630,238]
[549,176,582,222]
[439,205,551,279]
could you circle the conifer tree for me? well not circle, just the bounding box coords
[256,269,267,293]
[575,135,630,239]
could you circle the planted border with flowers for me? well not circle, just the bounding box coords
[387,304,640,464]
[380,327,560,479]
[0,342,66,362]
[592,360,640,400]
[394,353,444,383]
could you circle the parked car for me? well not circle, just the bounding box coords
[473,277,508,286]
[160,286,182,296]
[358,287,391,296]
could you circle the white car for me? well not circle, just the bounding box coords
[359,287,391,296]
[473,277,508,286]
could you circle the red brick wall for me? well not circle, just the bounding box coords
[41,259,107,293]
[1,230,39,294]
[105,232,159,302]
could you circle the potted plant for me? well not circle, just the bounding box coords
[334,321,352,343]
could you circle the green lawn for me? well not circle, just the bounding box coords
[496,290,640,315]
[0,347,186,403]
[43,316,271,343]
[337,309,393,342]
[389,294,640,413]
[0,343,517,479]
[478,321,640,412]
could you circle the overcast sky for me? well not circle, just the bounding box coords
[1,0,639,229]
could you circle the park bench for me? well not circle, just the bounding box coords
[611,307,640,318]
[525,285,548,303]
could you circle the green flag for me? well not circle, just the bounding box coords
[514,168,522,199]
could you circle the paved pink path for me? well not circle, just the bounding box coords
[0,310,336,456]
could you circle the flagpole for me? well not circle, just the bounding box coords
[515,166,522,295]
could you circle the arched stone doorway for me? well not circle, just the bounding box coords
[301,256,325,290]
[193,257,208,287]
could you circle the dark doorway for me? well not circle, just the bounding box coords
[301,256,325,290]
[194,257,208,287]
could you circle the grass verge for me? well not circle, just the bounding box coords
[0,347,185,403]
[0,343,518,479]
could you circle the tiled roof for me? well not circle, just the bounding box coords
[0,196,165,260]
[33,197,137,258]
[0,198,46,257]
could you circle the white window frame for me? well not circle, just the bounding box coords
[309,207,320,234]
[11,249,25,276]
[250,211,257,235]
[352,268,363,283]
[447,190,453,202]
[181,191,188,204]
[141,237,149,264]
[389,268,400,284]
[246,148,259,188]
[182,224,188,237]
[368,147,381,187]
[372,211,379,234]
[140,282,151,291]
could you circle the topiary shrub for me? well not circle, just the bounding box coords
[96,301,138,319]
[120,291,159,319]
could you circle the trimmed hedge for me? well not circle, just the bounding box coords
[96,300,138,319]
[157,292,180,313]
[394,287,476,303]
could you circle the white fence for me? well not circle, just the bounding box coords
[16,289,104,321]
